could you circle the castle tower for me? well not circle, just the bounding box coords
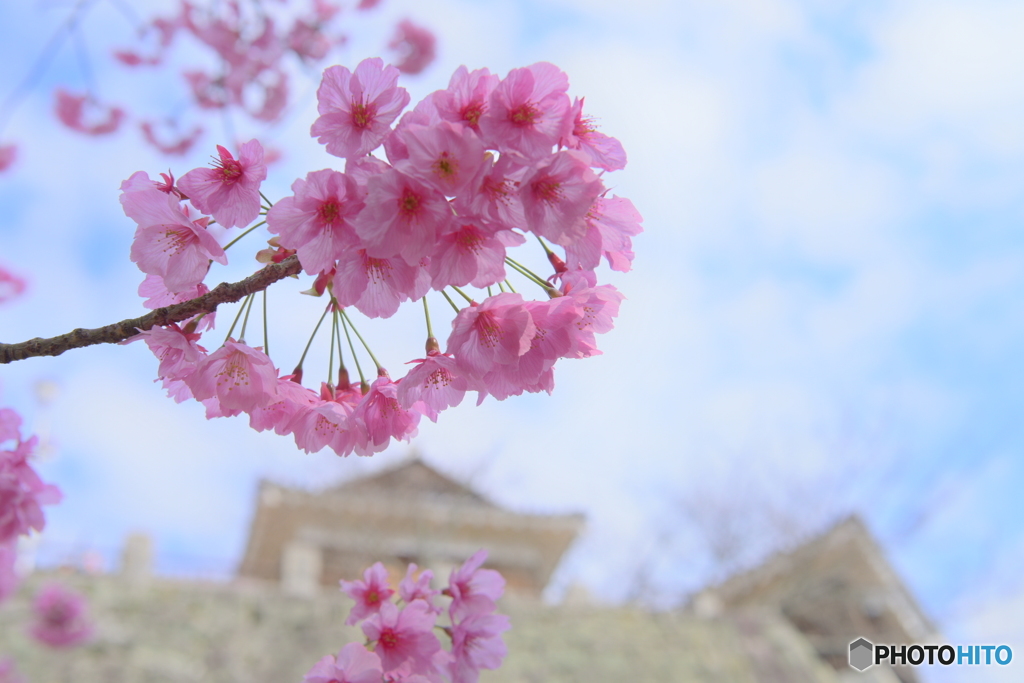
[237,458,584,598]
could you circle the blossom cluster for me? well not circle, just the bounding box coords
[49,0,436,159]
[0,407,62,602]
[27,583,94,648]
[306,550,509,683]
[0,0,438,173]
[124,58,641,457]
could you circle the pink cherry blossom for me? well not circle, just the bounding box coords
[397,351,468,421]
[433,66,499,132]
[363,600,441,674]
[520,150,605,247]
[426,219,522,290]
[399,564,441,612]
[28,583,93,648]
[185,339,279,413]
[140,120,204,156]
[304,643,384,683]
[122,172,227,293]
[0,144,17,173]
[267,169,364,275]
[558,272,625,358]
[351,373,421,450]
[0,409,20,445]
[54,89,125,136]
[389,20,436,75]
[311,58,410,159]
[355,169,452,265]
[0,468,62,545]
[446,293,536,380]
[565,196,643,273]
[138,324,207,384]
[446,550,505,620]
[393,122,485,197]
[0,265,27,305]
[480,63,570,160]
[249,377,319,436]
[332,249,430,319]
[177,140,267,228]
[558,97,626,172]
[340,562,395,625]
[476,296,579,401]
[450,613,511,683]
[455,153,528,230]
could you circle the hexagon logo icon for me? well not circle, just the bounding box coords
[849,638,874,671]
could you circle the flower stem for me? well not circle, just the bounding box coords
[259,190,274,208]
[340,309,382,372]
[224,294,251,343]
[262,289,269,354]
[339,310,366,385]
[504,279,517,293]
[238,292,257,342]
[504,256,549,289]
[440,289,460,313]
[296,303,330,371]
[450,285,474,304]
[223,220,266,251]
[422,296,434,339]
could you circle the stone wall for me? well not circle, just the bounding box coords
[0,570,838,683]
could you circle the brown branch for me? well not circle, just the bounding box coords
[0,256,302,364]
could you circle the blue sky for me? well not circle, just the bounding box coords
[3,0,1024,678]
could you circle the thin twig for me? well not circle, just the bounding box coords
[0,255,302,364]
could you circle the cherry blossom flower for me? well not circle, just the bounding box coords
[54,89,125,136]
[177,140,267,228]
[564,196,643,273]
[28,584,93,648]
[267,169,364,276]
[446,550,505,620]
[341,562,395,625]
[355,169,453,266]
[304,643,384,683]
[393,122,485,197]
[433,66,499,132]
[0,265,27,305]
[388,20,436,75]
[399,564,441,612]
[332,249,430,319]
[311,58,410,159]
[520,150,605,247]
[185,339,279,413]
[446,294,536,380]
[363,600,441,674]
[351,372,421,450]
[397,351,468,421]
[450,613,511,683]
[122,174,227,293]
[137,324,207,384]
[249,377,319,436]
[0,464,62,545]
[480,63,570,160]
[558,96,626,172]
[140,120,204,156]
[426,219,522,290]
[0,145,17,173]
